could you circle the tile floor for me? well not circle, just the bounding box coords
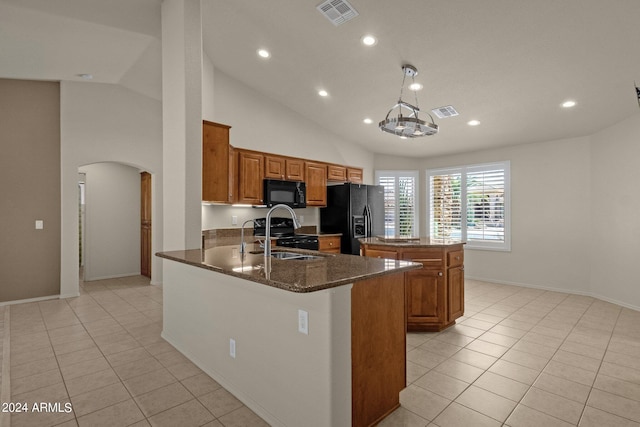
[1,276,639,426]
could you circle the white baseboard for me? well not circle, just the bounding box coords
[0,294,60,307]
[83,272,141,281]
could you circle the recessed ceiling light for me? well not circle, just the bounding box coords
[467,120,481,126]
[77,73,93,80]
[562,100,576,108]
[318,90,328,97]
[409,82,423,91]
[361,35,377,46]
[363,118,373,124]
[257,49,270,59]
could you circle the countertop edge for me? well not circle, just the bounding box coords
[156,249,421,293]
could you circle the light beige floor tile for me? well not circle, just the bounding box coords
[164,360,203,380]
[52,337,97,355]
[148,399,215,427]
[378,406,429,427]
[599,361,640,385]
[77,399,145,427]
[144,340,177,356]
[154,349,191,367]
[604,350,640,371]
[511,340,558,359]
[451,348,497,370]
[113,356,164,380]
[506,404,575,427]
[104,346,152,367]
[399,384,450,422]
[56,346,103,368]
[579,406,640,427]
[10,355,59,379]
[181,372,222,397]
[418,339,462,358]
[60,356,111,381]
[64,368,121,397]
[11,380,69,403]
[520,331,564,349]
[502,348,549,371]
[414,370,469,400]
[587,389,640,423]
[10,401,75,427]
[434,359,485,383]
[134,381,193,417]
[498,318,536,331]
[532,372,591,404]
[11,345,55,367]
[594,374,640,402]
[488,360,540,385]
[11,368,63,396]
[461,318,496,331]
[489,324,527,339]
[456,385,516,422]
[70,382,131,417]
[407,348,448,369]
[465,339,509,358]
[471,312,505,324]
[543,360,597,386]
[218,406,270,427]
[451,324,485,338]
[407,360,430,384]
[124,368,178,397]
[521,387,584,424]
[559,340,606,360]
[552,349,601,372]
[473,371,529,402]
[198,387,245,418]
[477,331,519,348]
[433,402,501,427]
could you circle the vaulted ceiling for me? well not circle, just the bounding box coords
[2,0,639,157]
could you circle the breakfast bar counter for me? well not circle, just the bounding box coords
[157,245,420,427]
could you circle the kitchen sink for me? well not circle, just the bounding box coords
[249,250,325,260]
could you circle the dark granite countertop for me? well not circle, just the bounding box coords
[359,237,465,248]
[157,243,420,293]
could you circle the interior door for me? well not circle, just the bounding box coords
[140,172,151,278]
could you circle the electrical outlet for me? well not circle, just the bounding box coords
[232,215,238,225]
[298,309,309,335]
[299,215,304,224]
[229,338,236,358]
[35,220,44,229]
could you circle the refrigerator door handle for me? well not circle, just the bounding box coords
[365,205,372,237]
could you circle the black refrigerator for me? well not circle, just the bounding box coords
[320,183,385,255]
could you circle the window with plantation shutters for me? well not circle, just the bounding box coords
[375,171,419,237]
[427,161,510,251]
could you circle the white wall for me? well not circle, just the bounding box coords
[61,81,163,295]
[589,114,640,309]
[81,163,141,280]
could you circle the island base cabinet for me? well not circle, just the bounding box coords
[351,273,406,427]
[406,269,446,330]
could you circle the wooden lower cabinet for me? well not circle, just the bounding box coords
[318,235,341,253]
[361,243,464,332]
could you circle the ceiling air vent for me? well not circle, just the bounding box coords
[431,105,459,119]
[317,0,359,26]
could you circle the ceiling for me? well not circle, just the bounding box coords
[2,0,639,157]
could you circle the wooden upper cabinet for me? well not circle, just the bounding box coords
[327,164,347,182]
[304,161,327,206]
[285,158,305,181]
[202,121,232,203]
[237,150,264,204]
[264,155,286,180]
[347,167,363,184]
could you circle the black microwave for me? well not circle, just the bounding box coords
[263,179,306,208]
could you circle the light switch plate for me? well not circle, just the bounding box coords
[298,309,309,335]
[35,220,44,229]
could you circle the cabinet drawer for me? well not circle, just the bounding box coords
[402,249,444,269]
[319,236,341,251]
[447,250,464,268]
[364,249,398,260]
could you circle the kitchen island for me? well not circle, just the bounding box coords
[360,237,465,332]
[157,244,420,427]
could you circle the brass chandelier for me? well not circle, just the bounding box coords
[379,65,438,138]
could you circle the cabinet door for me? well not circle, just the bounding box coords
[285,158,305,181]
[237,151,264,204]
[347,167,363,184]
[264,155,286,180]
[327,164,347,181]
[202,121,231,203]
[304,161,327,206]
[447,266,464,321]
[405,269,445,327]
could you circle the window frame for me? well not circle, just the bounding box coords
[426,161,511,251]
[375,170,420,238]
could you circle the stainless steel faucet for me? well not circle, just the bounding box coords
[264,204,301,259]
[239,219,258,255]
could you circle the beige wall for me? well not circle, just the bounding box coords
[0,78,61,302]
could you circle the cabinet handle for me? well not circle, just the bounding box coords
[413,258,442,262]
[438,272,443,276]
[329,242,333,246]
[456,256,461,260]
